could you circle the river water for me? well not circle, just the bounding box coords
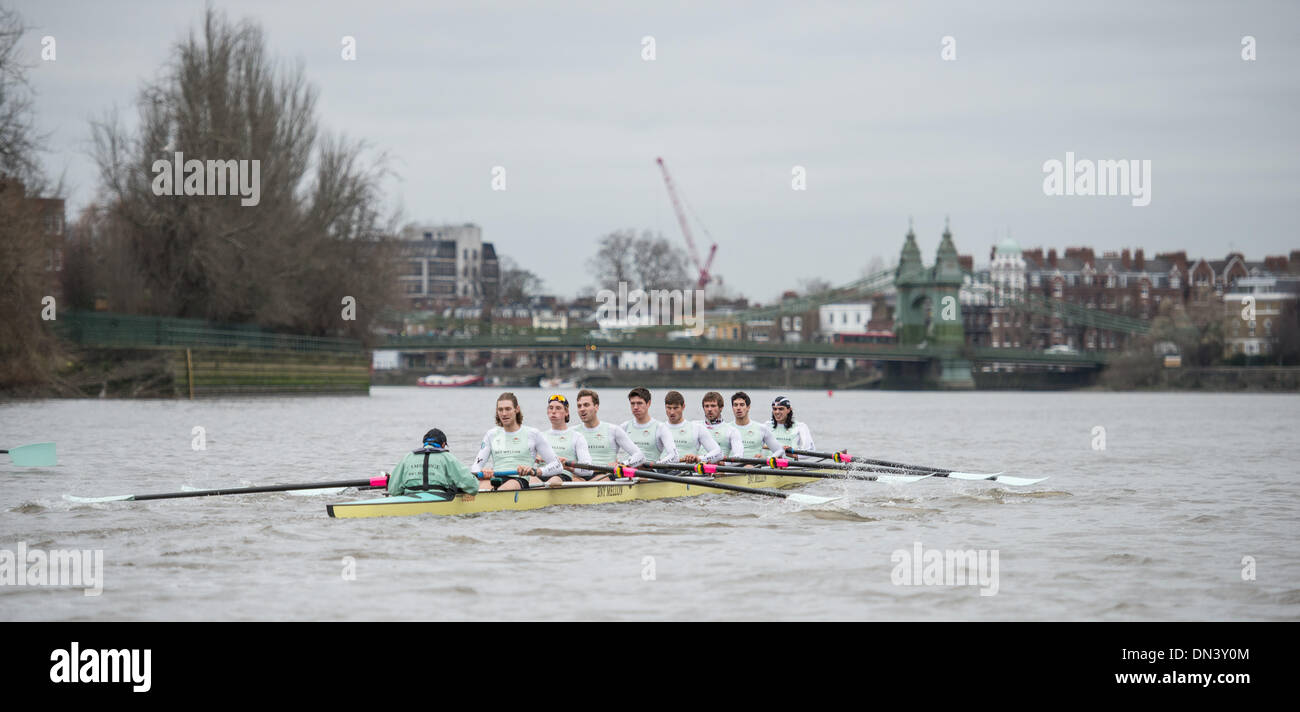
[1,387,1296,621]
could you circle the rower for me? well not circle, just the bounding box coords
[663,390,722,464]
[574,388,645,480]
[387,429,480,498]
[729,391,787,459]
[768,395,815,456]
[540,394,591,485]
[699,390,744,459]
[471,392,565,490]
[621,387,679,464]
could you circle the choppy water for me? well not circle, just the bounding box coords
[1,387,1297,621]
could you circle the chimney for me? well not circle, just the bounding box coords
[1135,248,1145,270]
[1048,249,1058,268]
[1121,249,1131,270]
[1264,255,1288,274]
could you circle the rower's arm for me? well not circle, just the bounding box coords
[444,455,481,494]
[697,425,723,463]
[726,427,744,458]
[529,430,564,477]
[759,424,785,458]
[655,423,679,463]
[798,423,815,451]
[571,432,593,476]
[611,425,646,467]
[470,430,494,475]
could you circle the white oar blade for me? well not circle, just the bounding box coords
[63,493,134,503]
[876,473,934,484]
[286,487,347,496]
[945,471,1006,480]
[786,493,840,505]
[990,475,1049,486]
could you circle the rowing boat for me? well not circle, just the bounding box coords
[326,471,828,518]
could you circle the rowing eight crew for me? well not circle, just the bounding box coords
[389,389,817,496]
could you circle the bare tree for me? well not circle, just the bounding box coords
[798,277,833,296]
[89,8,399,341]
[0,8,65,393]
[587,229,690,292]
[588,229,638,291]
[495,256,543,305]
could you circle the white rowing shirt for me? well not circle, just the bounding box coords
[665,420,723,463]
[730,420,785,459]
[543,427,591,465]
[770,422,814,453]
[620,418,679,463]
[700,419,744,459]
[471,426,563,478]
[576,421,645,467]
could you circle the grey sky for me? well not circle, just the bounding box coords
[12,0,1300,301]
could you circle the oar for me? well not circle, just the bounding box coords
[2,442,57,467]
[659,460,931,484]
[65,476,389,504]
[728,456,929,477]
[774,452,1046,486]
[784,448,1007,479]
[567,463,839,505]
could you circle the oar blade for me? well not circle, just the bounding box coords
[8,442,57,467]
[286,487,348,496]
[944,471,1005,480]
[876,473,934,484]
[990,475,1049,486]
[63,493,134,503]
[786,492,840,505]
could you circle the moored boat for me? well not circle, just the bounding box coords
[416,374,485,387]
[326,470,826,518]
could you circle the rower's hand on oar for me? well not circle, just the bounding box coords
[516,465,536,477]
[680,454,700,464]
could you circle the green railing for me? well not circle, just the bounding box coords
[55,311,363,353]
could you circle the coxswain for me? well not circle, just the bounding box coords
[387,429,480,498]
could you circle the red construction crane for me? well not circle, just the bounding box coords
[656,157,718,290]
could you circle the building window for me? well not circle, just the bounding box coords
[794,316,802,331]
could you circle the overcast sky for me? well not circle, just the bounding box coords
[12,0,1300,301]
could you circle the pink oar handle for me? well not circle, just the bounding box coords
[370,475,388,487]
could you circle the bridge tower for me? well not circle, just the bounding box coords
[891,219,974,388]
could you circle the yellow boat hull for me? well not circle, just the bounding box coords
[326,472,826,518]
